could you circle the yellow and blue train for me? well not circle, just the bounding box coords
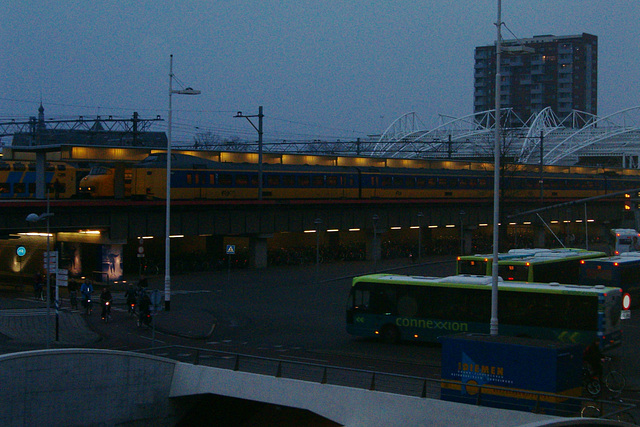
[2,153,640,202]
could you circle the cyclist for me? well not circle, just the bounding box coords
[124,284,137,315]
[583,339,603,379]
[80,279,94,314]
[100,287,113,321]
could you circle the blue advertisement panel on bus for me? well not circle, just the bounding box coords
[440,334,582,415]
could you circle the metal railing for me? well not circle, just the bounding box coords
[136,345,637,421]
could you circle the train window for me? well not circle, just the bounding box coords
[46,164,55,171]
[0,163,9,171]
[250,175,258,186]
[416,177,427,188]
[194,174,201,185]
[91,166,109,175]
[438,178,448,187]
[13,163,26,171]
[381,177,392,187]
[28,163,36,171]
[427,177,437,187]
[478,178,487,187]
[312,176,324,187]
[405,177,416,188]
[209,174,215,185]
[326,176,338,187]
[28,183,36,194]
[14,183,25,193]
[0,183,9,193]
[219,174,233,186]
[394,177,405,187]
[459,178,468,188]
[56,165,66,171]
[299,176,311,186]
[347,176,356,187]
[236,174,249,186]
[266,175,280,186]
[282,175,296,186]
[187,174,193,185]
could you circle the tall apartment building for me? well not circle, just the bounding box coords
[474,33,598,127]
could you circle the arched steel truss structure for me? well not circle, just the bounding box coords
[372,106,640,166]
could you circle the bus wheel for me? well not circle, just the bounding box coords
[381,325,400,344]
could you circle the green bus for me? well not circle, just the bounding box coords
[580,252,640,308]
[456,248,553,276]
[346,274,625,350]
[498,249,606,284]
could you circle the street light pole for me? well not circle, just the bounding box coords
[26,193,55,347]
[417,212,424,262]
[459,210,466,255]
[372,214,379,272]
[165,54,200,312]
[490,0,503,336]
[315,218,322,282]
[234,107,264,200]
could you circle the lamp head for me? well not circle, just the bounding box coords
[26,213,40,223]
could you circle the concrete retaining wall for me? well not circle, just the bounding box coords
[0,349,178,426]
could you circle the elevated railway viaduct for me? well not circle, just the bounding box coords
[0,195,627,284]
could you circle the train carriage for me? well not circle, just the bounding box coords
[0,161,78,199]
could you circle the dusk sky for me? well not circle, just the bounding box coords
[1,1,638,145]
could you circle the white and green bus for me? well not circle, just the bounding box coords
[497,249,606,284]
[456,248,555,276]
[346,274,626,350]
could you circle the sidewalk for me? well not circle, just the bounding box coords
[0,296,101,351]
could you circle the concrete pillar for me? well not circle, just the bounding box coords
[366,230,381,262]
[114,163,126,199]
[534,226,546,248]
[249,235,270,269]
[461,228,473,255]
[35,152,46,199]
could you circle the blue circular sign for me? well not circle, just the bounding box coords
[16,246,26,257]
